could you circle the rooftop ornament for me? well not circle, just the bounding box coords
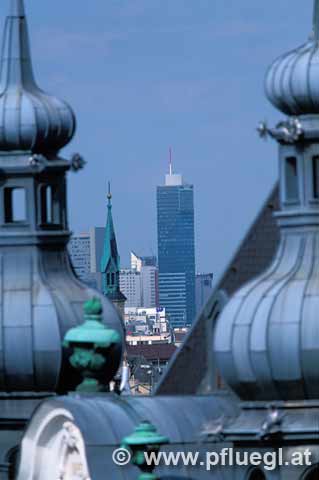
[122,421,169,480]
[63,298,121,393]
[257,118,304,144]
[0,0,76,153]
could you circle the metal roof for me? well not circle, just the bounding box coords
[17,392,239,480]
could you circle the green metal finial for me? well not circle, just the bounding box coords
[63,297,120,392]
[313,0,319,40]
[83,297,103,317]
[122,421,169,480]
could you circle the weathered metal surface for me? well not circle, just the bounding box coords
[265,1,319,116]
[0,1,75,153]
[0,0,124,393]
[16,393,238,480]
[215,1,319,402]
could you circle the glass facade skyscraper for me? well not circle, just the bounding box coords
[157,168,196,327]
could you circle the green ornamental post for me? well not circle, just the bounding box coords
[122,420,169,480]
[63,297,120,392]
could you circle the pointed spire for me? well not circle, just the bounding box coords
[100,182,126,304]
[11,0,25,17]
[0,0,75,152]
[101,182,119,279]
[1,0,35,88]
[313,0,319,40]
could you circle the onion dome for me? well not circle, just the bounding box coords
[265,1,319,116]
[0,0,76,153]
[214,232,319,401]
[214,1,319,402]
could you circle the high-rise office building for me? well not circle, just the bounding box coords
[157,161,196,327]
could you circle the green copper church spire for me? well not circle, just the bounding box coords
[100,183,126,314]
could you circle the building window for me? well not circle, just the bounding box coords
[312,156,319,199]
[45,185,53,223]
[285,157,299,201]
[40,184,61,225]
[4,187,27,223]
[248,469,266,480]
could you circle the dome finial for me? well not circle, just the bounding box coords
[11,0,25,17]
[0,0,76,153]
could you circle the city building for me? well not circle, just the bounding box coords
[140,265,158,308]
[195,272,214,314]
[125,307,171,344]
[131,251,157,269]
[131,252,158,308]
[69,233,90,279]
[69,227,107,289]
[69,233,98,288]
[119,268,142,307]
[157,160,196,327]
[120,252,159,308]
[90,226,107,287]
[100,185,126,314]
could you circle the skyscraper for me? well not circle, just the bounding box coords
[157,159,196,327]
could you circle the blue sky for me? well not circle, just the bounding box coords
[0,1,313,281]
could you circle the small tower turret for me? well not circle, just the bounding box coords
[0,0,124,393]
[214,0,319,401]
